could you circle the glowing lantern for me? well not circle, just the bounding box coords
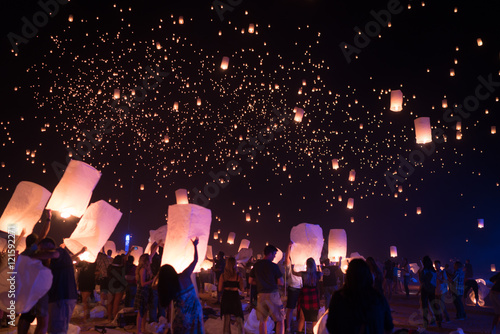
[456,122,461,131]
[160,204,212,273]
[294,107,304,122]
[273,247,283,264]
[220,56,230,70]
[63,200,122,263]
[477,38,483,46]
[347,198,354,209]
[492,264,497,272]
[491,126,496,134]
[238,239,250,251]
[46,160,101,219]
[104,240,116,258]
[175,189,189,204]
[140,184,145,191]
[245,213,251,222]
[477,219,484,228]
[390,246,398,258]
[235,248,253,263]
[331,159,339,169]
[442,99,448,108]
[450,69,455,76]
[197,98,202,106]
[290,223,324,271]
[398,185,403,193]
[390,90,403,112]
[328,229,347,262]
[130,246,144,266]
[213,232,218,240]
[68,15,73,22]
[349,169,356,182]
[0,182,51,236]
[178,16,184,24]
[113,89,120,99]
[248,23,254,33]
[456,130,462,140]
[227,232,235,245]
[414,117,432,144]
[173,102,179,110]
[149,224,168,246]
[156,42,162,50]
[416,207,422,215]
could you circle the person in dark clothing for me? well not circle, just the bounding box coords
[149,244,165,322]
[326,259,394,334]
[322,258,343,309]
[419,256,441,328]
[77,260,96,321]
[124,255,137,307]
[383,259,394,300]
[219,256,244,333]
[213,251,226,304]
[490,271,500,334]
[366,257,384,295]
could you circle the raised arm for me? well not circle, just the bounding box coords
[284,241,293,266]
[181,237,199,277]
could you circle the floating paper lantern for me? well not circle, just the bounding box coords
[328,229,347,262]
[196,98,202,106]
[235,248,253,264]
[294,107,304,122]
[390,90,403,112]
[398,185,403,193]
[450,69,455,77]
[213,232,218,240]
[175,189,189,204]
[492,264,497,272]
[414,117,432,144]
[173,102,179,110]
[68,15,73,22]
[220,56,230,70]
[227,232,235,245]
[245,213,251,222]
[248,23,255,33]
[442,99,448,108]
[178,16,184,24]
[331,159,339,170]
[492,126,496,134]
[238,239,250,251]
[477,38,483,46]
[104,240,116,258]
[416,207,422,215]
[456,122,461,131]
[290,223,323,271]
[113,89,120,99]
[149,224,168,245]
[46,160,101,218]
[390,246,398,258]
[0,181,51,235]
[348,169,356,182]
[347,198,354,209]
[477,219,484,228]
[456,130,462,140]
[63,200,122,263]
[140,184,145,191]
[161,204,211,273]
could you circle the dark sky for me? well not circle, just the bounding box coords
[1,0,499,276]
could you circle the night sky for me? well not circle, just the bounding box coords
[1,0,499,276]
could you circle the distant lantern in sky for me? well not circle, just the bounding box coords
[414,117,432,144]
[113,89,120,99]
[178,16,184,24]
[248,23,255,33]
[416,207,422,215]
[331,159,339,170]
[294,107,304,122]
[477,38,483,46]
[347,198,354,209]
[348,169,356,182]
[390,90,403,112]
[477,219,484,228]
[390,246,398,258]
[456,130,462,140]
[140,184,145,191]
[173,102,179,110]
[492,126,497,134]
[227,232,235,244]
[175,189,189,204]
[238,239,250,251]
[328,229,347,262]
[220,56,230,70]
[68,15,73,22]
[492,264,497,272]
[450,69,455,76]
[156,42,162,50]
[398,185,403,193]
[196,98,202,106]
[213,232,218,240]
[456,122,461,131]
[442,99,448,108]
[245,213,251,222]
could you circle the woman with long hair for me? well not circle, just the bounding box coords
[158,237,204,333]
[366,257,384,295]
[292,257,322,332]
[134,253,154,334]
[419,255,441,328]
[218,257,244,334]
[107,255,127,322]
[326,259,394,334]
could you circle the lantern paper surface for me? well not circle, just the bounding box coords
[328,229,347,262]
[409,263,420,274]
[273,247,283,264]
[238,239,251,252]
[290,223,323,271]
[46,160,101,218]
[63,200,122,263]
[206,245,213,260]
[0,181,51,235]
[149,224,168,245]
[104,240,117,258]
[227,232,236,244]
[390,90,403,112]
[235,248,253,264]
[390,246,398,258]
[130,246,144,266]
[160,204,212,273]
[414,117,432,144]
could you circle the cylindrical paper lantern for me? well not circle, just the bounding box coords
[206,245,213,260]
[68,15,74,22]
[227,232,235,245]
[213,232,218,240]
[331,159,339,170]
[390,246,398,258]
[450,69,455,76]
[248,23,255,33]
[456,122,461,131]
[416,207,422,215]
[46,160,101,218]
[130,246,144,266]
[290,223,324,271]
[63,200,122,263]
[390,90,403,112]
[238,239,250,252]
[414,117,432,144]
[113,89,120,99]
[349,169,356,182]
[477,38,483,46]
[492,264,497,272]
[347,198,354,210]
[456,130,462,140]
[328,229,347,262]
[197,98,202,106]
[173,102,179,110]
[477,219,484,228]
[294,107,304,122]
[0,181,51,235]
[245,213,251,222]
[272,247,283,264]
[178,16,184,24]
[491,126,496,134]
[175,189,189,204]
[104,240,116,258]
[442,99,448,109]
[220,56,230,70]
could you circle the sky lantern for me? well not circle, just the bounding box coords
[456,130,462,140]
[416,207,422,215]
[347,198,354,209]
[161,204,211,273]
[390,90,403,112]
[414,117,432,144]
[238,239,250,251]
[477,38,483,46]
[173,102,179,110]
[348,169,356,182]
[331,159,339,169]
[450,69,455,76]
[492,264,497,272]
[245,213,251,221]
[104,240,117,258]
[272,248,283,264]
[477,219,484,228]
[398,185,403,193]
[390,246,398,258]
[456,122,461,131]
[491,126,496,134]
[46,160,101,219]
[213,232,218,240]
[227,232,235,244]
[178,16,184,24]
[196,98,202,106]
[248,23,255,33]
[442,99,448,108]
[328,229,347,262]
[68,15,73,22]
[290,223,323,271]
[175,189,189,204]
[0,181,51,236]
[63,200,122,263]
[220,56,229,70]
[294,107,304,122]
[113,89,120,99]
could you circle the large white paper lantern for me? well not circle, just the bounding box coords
[175,189,189,204]
[46,160,101,218]
[206,245,213,260]
[294,107,304,122]
[149,224,168,245]
[390,90,403,112]
[390,246,398,258]
[238,239,250,252]
[63,200,122,263]
[328,229,347,262]
[273,247,283,264]
[290,223,323,271]
[104,240,117,258]
[227,232,236,245]
[161,204,212,273]
[235,248,253,264]
[0,181,51,235]
[220,56,230,70]
[414,117,432,144]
